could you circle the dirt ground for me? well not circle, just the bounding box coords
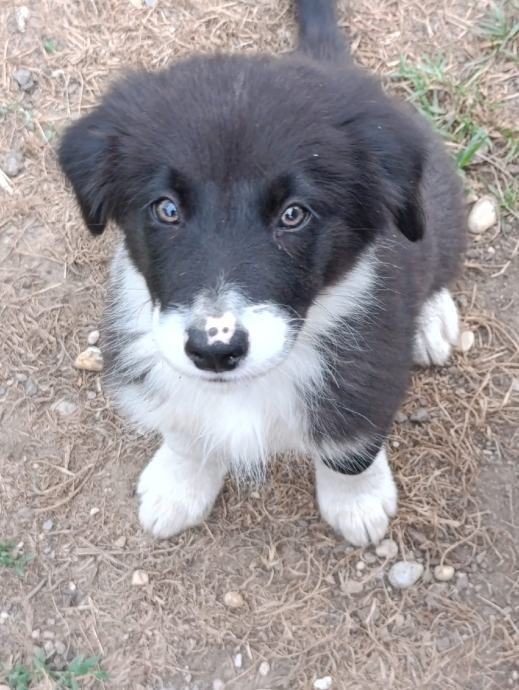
[0,1,518,689]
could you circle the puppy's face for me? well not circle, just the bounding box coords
[59,56,424,382]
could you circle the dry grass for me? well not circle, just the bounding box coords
[1,1,518,689]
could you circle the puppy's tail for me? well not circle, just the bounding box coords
[295,0,349,63]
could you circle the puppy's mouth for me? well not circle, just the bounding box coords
[158,343,294,385]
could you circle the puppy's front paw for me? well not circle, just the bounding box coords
[315,447,397,546]
[137,444,225,539]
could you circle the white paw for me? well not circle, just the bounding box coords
[315,447,397,546]
[414,288,459,367]
[137,443,225,539]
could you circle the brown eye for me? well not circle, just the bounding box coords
[279,204,309,230]
[153,198,180,224]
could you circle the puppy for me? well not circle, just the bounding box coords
[58,0,465,545]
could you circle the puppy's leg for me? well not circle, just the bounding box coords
[414,288,459,366]
[138,436,226,539]
[315,445,397,546]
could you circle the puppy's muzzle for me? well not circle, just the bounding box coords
[185,320,249,372]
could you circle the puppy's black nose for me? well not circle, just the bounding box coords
[185,327,248,372]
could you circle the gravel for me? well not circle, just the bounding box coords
[223,591,244,608]
[409,408,430,424]
[388,561,424,589]
[314,677,333,690]
[3,150,24,177]
[434,565,455,582]
[13,67,36,92]
[51,399,78,416]
[74,346,104,372]
[468,196,498,234]
[375,538,398,560]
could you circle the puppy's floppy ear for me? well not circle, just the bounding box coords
[58,111,117,235]
[344,104,426,242]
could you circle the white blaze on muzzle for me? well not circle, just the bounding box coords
[204,311,237,346]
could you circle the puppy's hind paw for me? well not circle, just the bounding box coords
[414,288,459,367]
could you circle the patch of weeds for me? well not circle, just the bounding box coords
[2,651,108,689]
[477,2,519,56]
[390,55,491,170]
[6,664,33,690]
[43,38,58,54]
[0,542,32,576]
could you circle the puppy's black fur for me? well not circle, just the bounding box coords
[59,1,465,474]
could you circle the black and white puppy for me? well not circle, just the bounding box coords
[59,0,465,545]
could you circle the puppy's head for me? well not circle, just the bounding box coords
[59,55,425,382]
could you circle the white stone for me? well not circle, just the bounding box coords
[51,399,78,416]
[131,570,149,586]
[258,661,270,676]
[87,329,100,345]
[114,536,127,548]
[468,196,498,234]
[89,507,100,517]
[223,591,244,608]
[314,677,333,690]
[15,6,30,32]
[388,561,424,589]
[375,538,398,560]
[233,653,242,669]
[212,680,225,690]
[434,564,455,582]
[457,330,475,353]
[74,346,103,372]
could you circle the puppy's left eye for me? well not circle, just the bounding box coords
[152,198,180,224]
[279,204,310,230]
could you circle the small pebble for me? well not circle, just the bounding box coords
[42,630,54,639]
[512,670,519,681]
[375,538,398,560]
[31,629,40,640]
[394,410,407,423]
[51,399,78,416]
[314,677,333,690]
[42,519,53,531]
[258,661,270,677]
[212,680,225,690]
[87,329,100,345]
[468,196,498,234]
[54,640,66,655]
[455,572,469,591]
[24,378,38,396]
[233,653,242,669]
[74,346,103,372]
[114,535,127,548]
[434,564,455,582]
[86,390,96,400]
[410,408,430,424]
[3,151,23,178]
[15,6,30,32]
[457,330,475,353]
[131,570,149,586]
[388,561,424,589]
[223,591,244,609]
[13,67,36,93]
[355,560,365,571]
[43,640,54,656]
[89,507,100,517]
[341,580,364,595]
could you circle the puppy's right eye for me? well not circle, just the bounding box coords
[152,198,180,224]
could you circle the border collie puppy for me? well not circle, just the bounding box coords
[59,0,465,545]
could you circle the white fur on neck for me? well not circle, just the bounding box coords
[106,244,379,475]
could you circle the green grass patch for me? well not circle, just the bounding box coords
[0,542,32,576]
[2,651,108,690]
